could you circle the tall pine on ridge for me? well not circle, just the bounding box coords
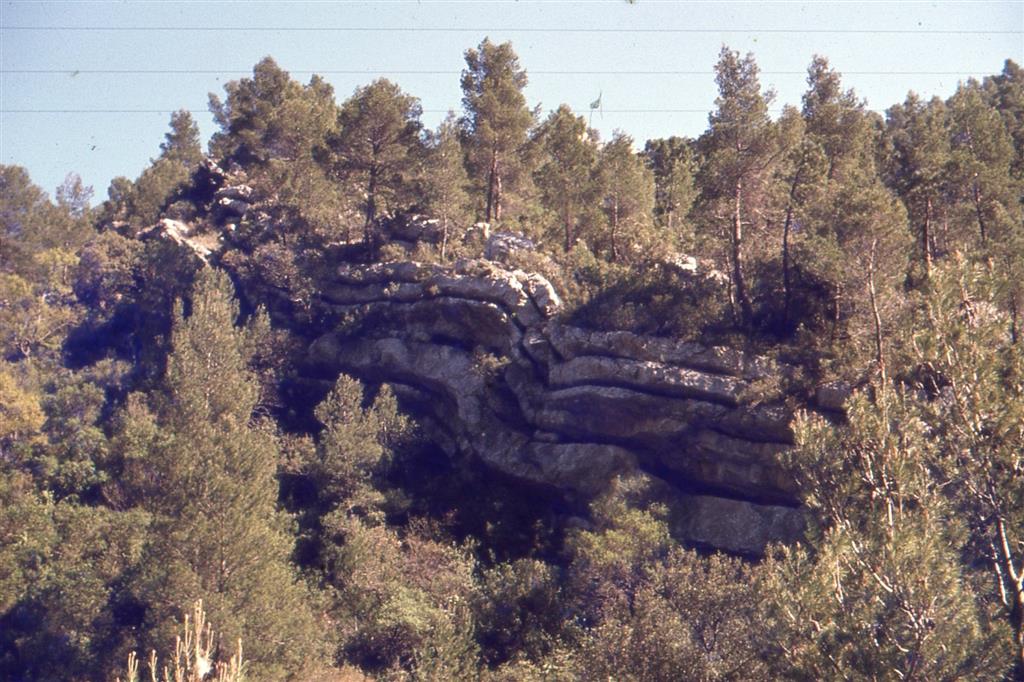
[698,46,779,328]
[460,38,535,224]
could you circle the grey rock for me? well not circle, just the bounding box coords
[136,219,215,262]
[660,431,798,503]
[381,213,443,243]
[214,184,253,202]
[296,258,830,553]
[547,325,746,376]
[675,494,806,555]
[548,355,745,406]
[485,231,536,262]
[659,253,698,275]
[216,196,250,218]
[522,442,636,495]
[816,380,852,412]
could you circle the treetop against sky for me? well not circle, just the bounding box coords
[1,0,1021,195]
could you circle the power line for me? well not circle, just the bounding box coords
[0,109,706,113]
[1,25,1019,34]
[0,69,987,76]
[2,1,1016,4]
[0,107,890,114]
[0,109,712,114]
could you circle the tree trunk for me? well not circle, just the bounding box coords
[832,283,843,341]
[494,167,503,223]
[782,202,795,330]
[997,518,1024,678]
[922,196,933,279]
[972,180,988,247]
[1011,295,1020,345]
[564,203,573,253]
[486,150,499,223]
[610,197,620,262]
[441,213,449,262]
[364,171,377,245]
[732,180,754,327]
[1013,599,1024,682]
[781,158,807,331]
[868,237,885,382]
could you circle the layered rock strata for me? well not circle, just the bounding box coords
[306,258,812,554]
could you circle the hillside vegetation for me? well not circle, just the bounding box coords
[2,41,1023,680]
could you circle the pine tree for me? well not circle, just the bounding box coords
[824,165,911,371]
[128,158,191,228]
[698,47,779,327]
[909,261,1024,674]
[767,384,1012,679]
[643,136,698,245]
[801,56,874,183]
[209,60,341,246]
[312,374,386,513]
[0,166,85,361]
[103,111,204,230]
[123,268,323,678]
[595,132,656,263]
[460,38,535,224]
[209,57,322,167]
[1,164,79,270]
[792,60,910,355]
[326,79,424,244]
[769,106,827,330]
[423,113,472,260]
[885,93,952,280]
[983,59,1024,180]
[533,105,599,252]
[564,489,767,680]
[159,110,203,167]
[946,80,1017,251]
[55,172,94,221]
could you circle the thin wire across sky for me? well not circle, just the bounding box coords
[1,0,1020,195]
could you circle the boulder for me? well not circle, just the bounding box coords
[674,494,806,555]
[485,231,536,262]
[381,213,443,244]
[214,184,253,202]
[216,196,250,219]
[815,380,852,412]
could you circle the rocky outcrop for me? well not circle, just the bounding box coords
[137,218,219,262]
[380,213,443,246]
[485,231,536,262]
[302,258,818,554]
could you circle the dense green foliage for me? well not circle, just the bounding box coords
[2,43,1023,680]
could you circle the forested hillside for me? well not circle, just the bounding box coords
[2,40,1023,680]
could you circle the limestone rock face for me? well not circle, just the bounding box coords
[304,258,809,553]
[137,219,218,262]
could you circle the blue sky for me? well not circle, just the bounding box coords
[2,0,1022,200]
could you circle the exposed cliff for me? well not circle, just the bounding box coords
[302,257,823,554]
[135,167,823,555]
